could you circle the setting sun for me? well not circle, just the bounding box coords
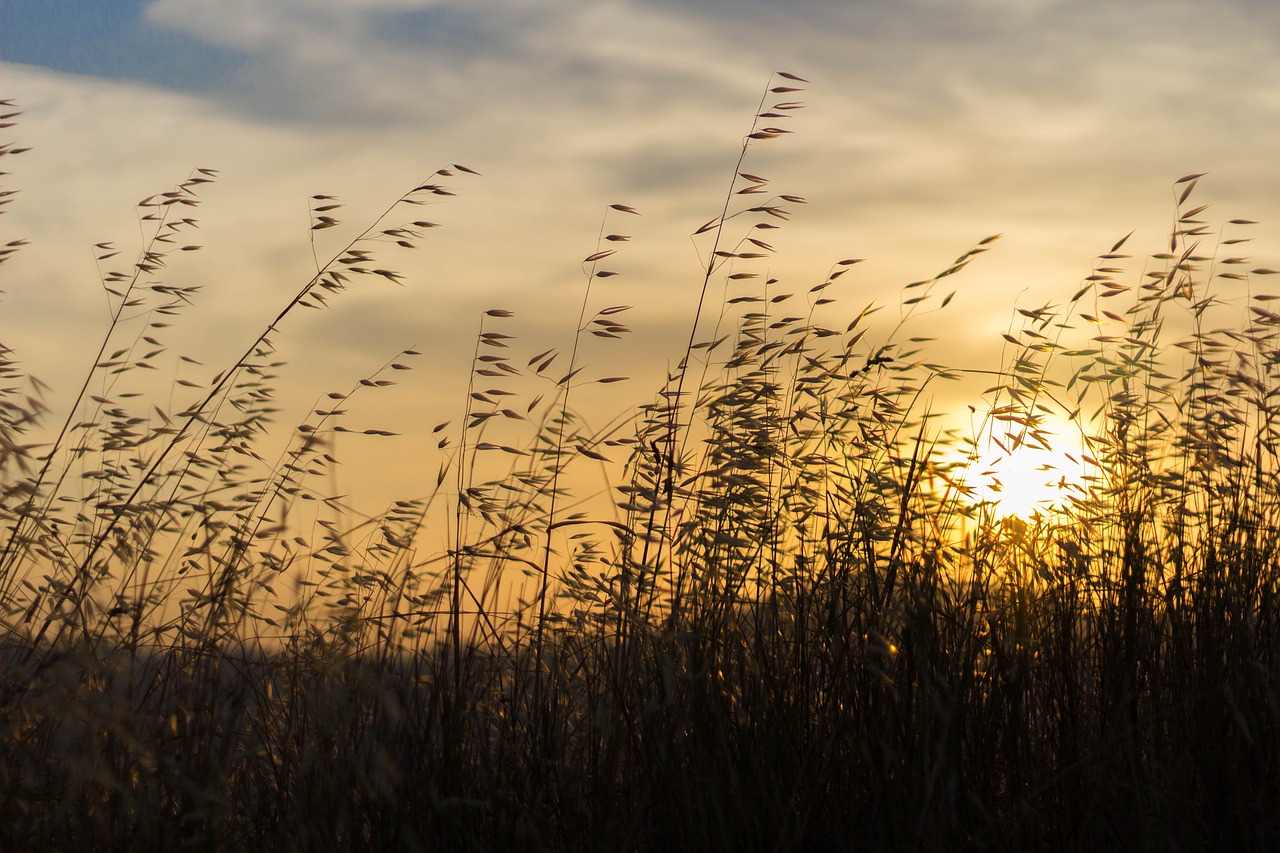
[960,420,1093,518]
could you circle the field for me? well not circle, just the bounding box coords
[3,79,1280,850]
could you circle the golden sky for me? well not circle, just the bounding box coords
[6,0,1280,512]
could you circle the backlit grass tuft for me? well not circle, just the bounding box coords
[3,82,1280,851]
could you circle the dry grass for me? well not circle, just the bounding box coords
[3,81,1280,851]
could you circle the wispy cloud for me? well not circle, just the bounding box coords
[7,0,1280,502]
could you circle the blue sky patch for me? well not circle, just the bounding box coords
[1,0,243,91]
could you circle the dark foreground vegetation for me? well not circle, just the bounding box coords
[3,81,1280,851]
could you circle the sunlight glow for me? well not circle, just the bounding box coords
[962,424,1092,519]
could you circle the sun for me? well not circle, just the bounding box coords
[960,421,1093,519]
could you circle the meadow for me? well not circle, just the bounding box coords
[3,78,1280,850]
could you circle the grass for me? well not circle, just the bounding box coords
[3,80,1280,851]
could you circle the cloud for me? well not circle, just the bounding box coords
[8,0,1280,506]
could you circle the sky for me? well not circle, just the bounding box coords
[5,0,1280,513]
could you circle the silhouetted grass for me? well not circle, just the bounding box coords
[3,81,1280,851]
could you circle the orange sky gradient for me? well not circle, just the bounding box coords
[6,0,1280,519]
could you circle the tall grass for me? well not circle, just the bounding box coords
[4,80,1280,851]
